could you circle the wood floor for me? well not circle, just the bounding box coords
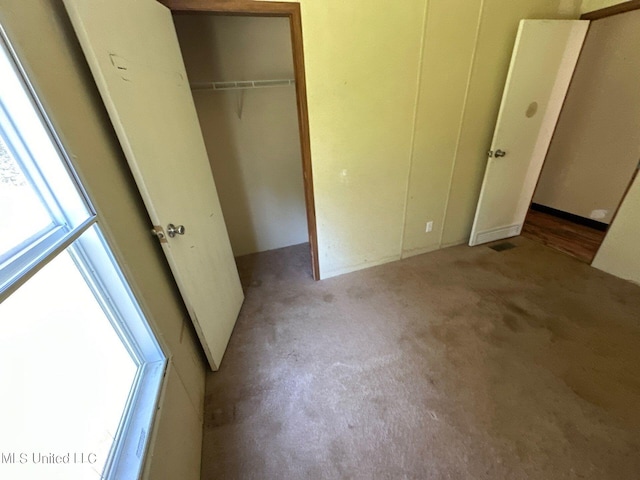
[521,209,606,263]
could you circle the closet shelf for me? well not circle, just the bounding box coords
[191,79,296,91]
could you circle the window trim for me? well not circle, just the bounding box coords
[0,23,167,480]
[71,225,167,479]
[0,23,95,299]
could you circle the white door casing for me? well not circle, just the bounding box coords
[63,0,244,370]
[469,20,589,246]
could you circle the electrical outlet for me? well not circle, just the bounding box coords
[425,221,433,233]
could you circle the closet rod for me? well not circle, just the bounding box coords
[191,79,295,91]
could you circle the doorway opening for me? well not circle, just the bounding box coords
[522,6,640,264]
[165,1,319,280]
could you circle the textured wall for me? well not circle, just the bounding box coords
[287,0,428,277]
[259,0,580,277]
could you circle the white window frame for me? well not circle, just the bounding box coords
[0,24,166,480]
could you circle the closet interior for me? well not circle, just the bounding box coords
[173,14,311,272]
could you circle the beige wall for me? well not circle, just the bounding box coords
[259,0,580,277]
[401,0,483,257]
[0,2,205,479]
[533,8,640,223]
[291,0,429,277]
[174,16,307,257]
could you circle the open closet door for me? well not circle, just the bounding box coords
[63,0,244,370]
[469,20,589,246]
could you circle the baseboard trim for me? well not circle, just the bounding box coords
[470,224,521,246]
[530,203,608,232]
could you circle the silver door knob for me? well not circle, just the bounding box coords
[167,223,185,237]
[494,149,506,158]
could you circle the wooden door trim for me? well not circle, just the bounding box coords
[581,0,640,20]
[158,0,320,280]
[160,0,296,15]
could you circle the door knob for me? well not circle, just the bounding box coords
[167,223,185,237]
[494,149,506,158]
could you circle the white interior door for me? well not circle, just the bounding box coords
[469,20,589,246]
[63,0,244,370]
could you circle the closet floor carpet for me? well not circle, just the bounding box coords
[201,238,640,479]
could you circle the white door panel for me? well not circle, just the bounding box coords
[469,20,589,246]
[63,0,244,370]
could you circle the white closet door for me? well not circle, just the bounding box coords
[63,0,244,370]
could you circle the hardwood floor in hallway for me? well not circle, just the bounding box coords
[521,208,606,263]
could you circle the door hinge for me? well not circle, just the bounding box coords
[151,225,168,243]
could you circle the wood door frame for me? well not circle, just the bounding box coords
[158,0,320,280]
[581,0,640,20]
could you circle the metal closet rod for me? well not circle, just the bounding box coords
[190,79,296,91]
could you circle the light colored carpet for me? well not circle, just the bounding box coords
[201,237,640,479]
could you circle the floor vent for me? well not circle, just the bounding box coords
[489,242,517,252]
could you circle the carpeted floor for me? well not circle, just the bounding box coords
[201,237,640,479]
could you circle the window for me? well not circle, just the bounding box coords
[0,25,166,479]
